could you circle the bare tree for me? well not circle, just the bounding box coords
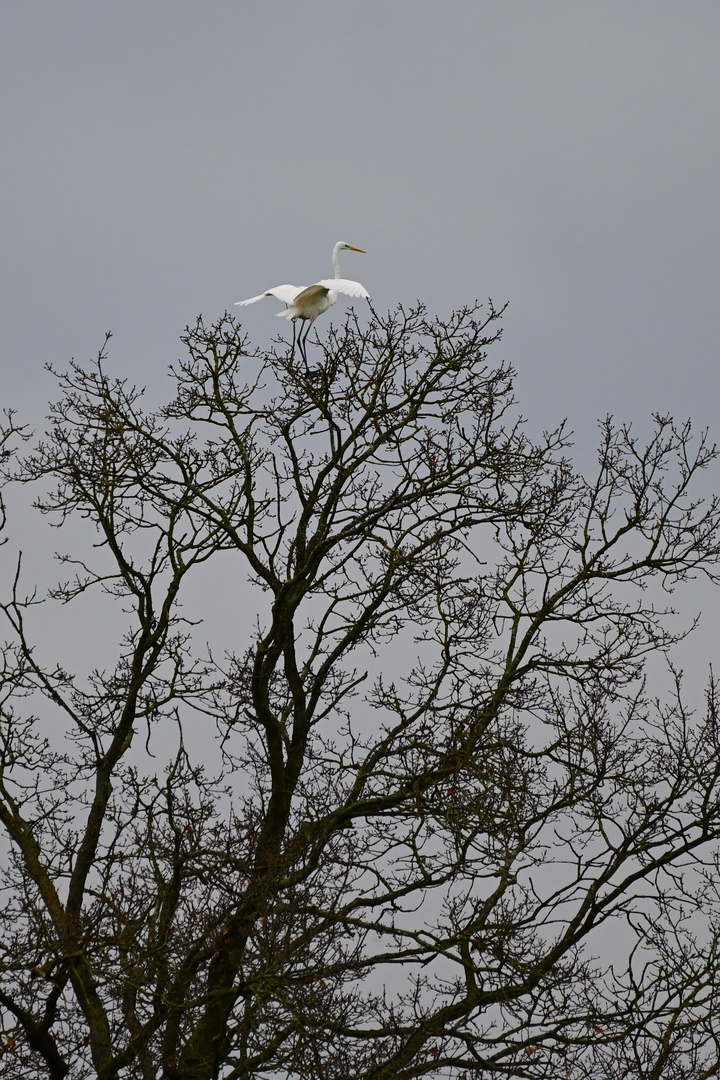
[2,304,720,1080]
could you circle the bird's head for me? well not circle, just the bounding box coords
[335,241,366,254]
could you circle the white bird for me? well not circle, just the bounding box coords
[235,241,369,361]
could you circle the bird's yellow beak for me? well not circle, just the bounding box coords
[348,246,366,253]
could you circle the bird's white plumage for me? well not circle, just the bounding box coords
[235,241,369,361]
[315,278,370,299]
[235,284,304,307]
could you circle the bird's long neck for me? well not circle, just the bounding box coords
[332,242,342,279]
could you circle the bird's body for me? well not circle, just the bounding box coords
[279,283,335,324]
[236,242,369,360]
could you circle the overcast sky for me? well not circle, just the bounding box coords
[2,2,719,436]
[2,1,720,670]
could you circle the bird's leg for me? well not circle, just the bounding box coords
[291,318,297,358]
[301,321,324,381]
[299,321,312,368]
[305,320,316,361]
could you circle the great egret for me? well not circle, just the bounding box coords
[235,241,369,360]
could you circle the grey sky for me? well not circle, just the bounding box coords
[1,2,720,675]
[2,2,719,447]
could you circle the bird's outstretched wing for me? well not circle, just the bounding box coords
[316,278,370,300]
[235,284,305,307]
